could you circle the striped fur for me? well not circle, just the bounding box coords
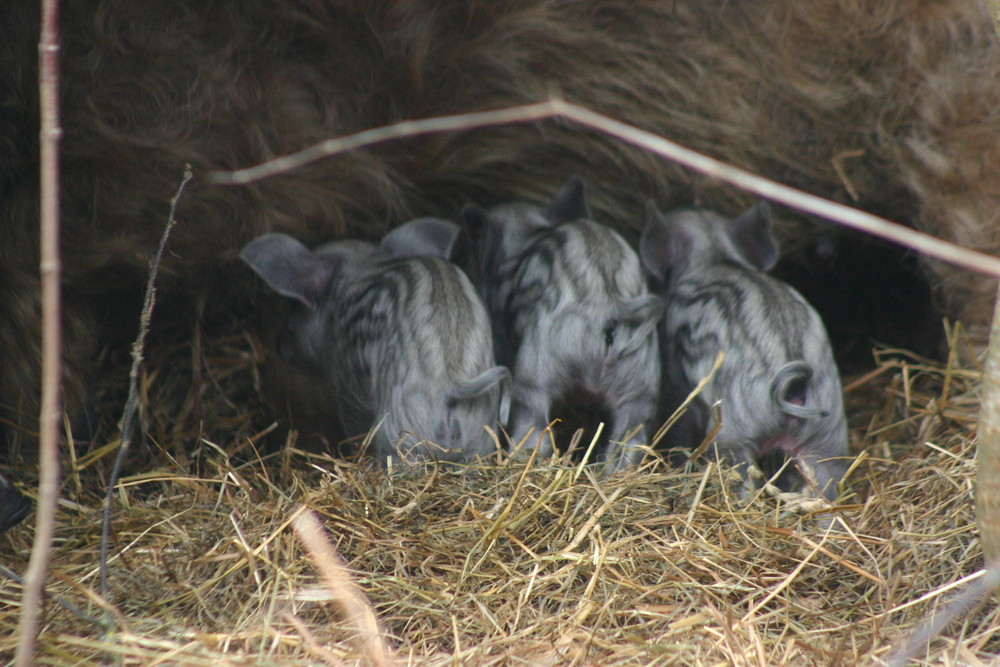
[242,221,509,465]
[465,179,662,470]
[3,0,1000,530]
[642,202,849,500]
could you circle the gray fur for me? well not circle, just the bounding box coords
[641,202,850,501]
[464,178,662,470]
[241,219,509,465]
[3,0,1000,533]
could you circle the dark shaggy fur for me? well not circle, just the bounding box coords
[2,1,999,515]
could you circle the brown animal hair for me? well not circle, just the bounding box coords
[1,0,999,444]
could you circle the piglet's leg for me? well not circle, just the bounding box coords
[603,397,657,473]
[506,384,554,460]
[711,441,761,501]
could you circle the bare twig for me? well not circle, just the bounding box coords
[977,283,1000,563]
[99,166,193,601]
[15,1,63,664]
[207,102,558,186]
[0,564,103,629]
[291,508,395,667]
[292,510,395,667]
[885,559,1000,667]
[210,98,1000,279]
[552,101,1000,278]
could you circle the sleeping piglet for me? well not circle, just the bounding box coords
[240,218,510,465]
[462,178,663,471]
[640,201,850,501]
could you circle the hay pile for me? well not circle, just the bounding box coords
[1,320,998,665]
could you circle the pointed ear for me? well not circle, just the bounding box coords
[729,201,778,271]
[546,176,590,224]
[639,200,687,280]
[240,233,334,309]
[380,217,460,260]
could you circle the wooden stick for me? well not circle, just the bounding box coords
[15,1,63,664]
[99,167,192,600]
[210,97,1000,279]
[292,508,396,666]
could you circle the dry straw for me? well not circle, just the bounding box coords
[8,20,1000,662]
[1,318,997,664]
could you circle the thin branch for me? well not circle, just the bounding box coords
[549,100,1000,279]
[292,508,396,667]
[0,564,104,629]
[978,283,1000,564]
[207,102,558,186]
[885,559,1000,666]
[15,0,63,664]
[210,98,1000,279]
[99,166,192,602]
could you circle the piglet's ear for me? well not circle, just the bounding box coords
[547,176,590,224]
[729,201,778,271]
[240,233,334,309]
[380,217,460,260]
[639,200,686,280]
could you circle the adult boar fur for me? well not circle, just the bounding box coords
[240,219,510,464]
[2,1,1000,526]
[641,201,850,501]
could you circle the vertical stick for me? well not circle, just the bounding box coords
[977,283,1000,564]
[15,0,63,665]
[100,166,190,600]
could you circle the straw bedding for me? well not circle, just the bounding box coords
[0,319,996,665]
[4,3,1000,663]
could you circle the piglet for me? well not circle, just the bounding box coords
[240,218,510,465]
[640,201,850,501]
[462,178,662,470]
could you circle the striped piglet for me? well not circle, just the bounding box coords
[640,201,850,500]
[462,178,662,470]
[241,219,510,465]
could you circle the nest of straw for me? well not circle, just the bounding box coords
[1,317,997,665]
